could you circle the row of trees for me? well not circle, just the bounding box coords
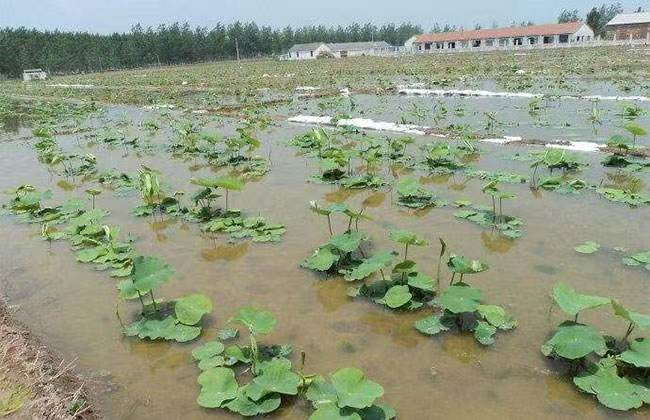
[558,3,645,37]
[0,22,422,78]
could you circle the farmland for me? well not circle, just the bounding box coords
[1,46,650,419]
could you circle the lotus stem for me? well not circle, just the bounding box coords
[623,322,635,343]
[404,244,409,261]
[150,290,158,312]
[327,215,333,236]
[450,272,456,286]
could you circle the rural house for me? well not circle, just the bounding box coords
[606,12,650,41]
[286,41,394,60]
[408,22,594,53]
[22,68,48,81]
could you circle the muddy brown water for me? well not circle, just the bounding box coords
[0,100,649,419]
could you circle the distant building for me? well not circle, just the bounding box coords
[23,69,48,82]
[286,41,394,60]
[606,12,650,41]
[408,22,594,53]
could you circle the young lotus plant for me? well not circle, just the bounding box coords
[542,283,650,412]
[623,122,647,146]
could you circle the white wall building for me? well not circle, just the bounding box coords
[409,22,594,53]
[286,41,394,60]
[23,69,48,81]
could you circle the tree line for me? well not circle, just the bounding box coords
[0,22,422,78]
[558,2,646,37]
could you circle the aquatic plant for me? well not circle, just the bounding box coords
[623,122,647,146]
[395,176,445,209]
[542,283,650,411]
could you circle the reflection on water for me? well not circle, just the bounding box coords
[324,187,362,203]
[546,375,596,415]
[441,334,482,365]
[200,242,249,262]
[314,278,351,312]
[359,310,420,348]
[481,231,515,254]
[57,179,77,191]
[362,192,386,208]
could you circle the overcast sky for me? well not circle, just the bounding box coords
[0,0,645,33]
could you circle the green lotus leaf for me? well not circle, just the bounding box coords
[224,345,252,365]
[309,402,361,420]
[231,307,277,336]
[477,305,518,330]
[252,359,301,396]
[217,328,239,341]
[76,246,107,263]
[381,285,412,309]
[440,284,483,314]
[388,229,428,247]
[447,255,489,275]
[131,255,173,294]
[125,316,201,343]
[196,367,239,408]
[175,294,213,325]
[198,356,227,371]
[541,324,607,360]
[628,251,650,264]
[344,252,395,282]
[331,368,384,410]
[407,272,435,292]
[414,315,450,336]
[192,341,225,361]
[552,283,610,318]
[328,231,366,253]
[574,358,647,411]
[224,386,281,416]
[612,301,650,329]
[618,339,650,368]
[306,376,338,409]
[574,241,600,254]
[302,246,339,271]
[474,321,497,345]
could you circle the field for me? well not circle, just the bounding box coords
[1,46,650,419]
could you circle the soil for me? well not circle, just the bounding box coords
[0,297,99,420]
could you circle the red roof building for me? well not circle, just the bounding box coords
[407,22,594,52]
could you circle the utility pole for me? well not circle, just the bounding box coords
[235,38,241,62]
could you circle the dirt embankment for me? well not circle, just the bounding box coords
[0,298,98,419]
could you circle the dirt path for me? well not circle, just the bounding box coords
[0,298,98,419]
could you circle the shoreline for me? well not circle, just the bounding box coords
[0,296,99,419]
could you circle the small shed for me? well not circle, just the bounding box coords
[23,69,48,82]
[606,12,650,41]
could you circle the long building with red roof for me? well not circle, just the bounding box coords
[406,22,594,52]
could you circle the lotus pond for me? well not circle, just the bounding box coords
[1,62,650,419]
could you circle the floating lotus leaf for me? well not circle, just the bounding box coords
[388,230,428,246]
[380,285,412,309]
[175,294,213,325]
[197,367,239,408]
[541,324,607,360]
[406,272,435,292]
[331,368,384,410]
[224,386,281,416]
[447,255,489,275]
[344,252,395,282]
[231,307,277,336]
[612,301,650,329]
[474,321,497,345]
[574,241,601,254]
[125,316,201,343]
[618,339,650,368]
[224,345,252,365]
[192,341,225,361]
[309,402,361,420]
[302,247,339,271]
[252,359,301,396]
[574,358,648,411]
[440,284,483,314]
[198,356,227,371]
[477,305,517,330]
[306,376,337,408]
[552,283,610,318]
[328,231,366,253]
[414,315,450,336]
[217,328,239,341]
[131,256,173,294]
